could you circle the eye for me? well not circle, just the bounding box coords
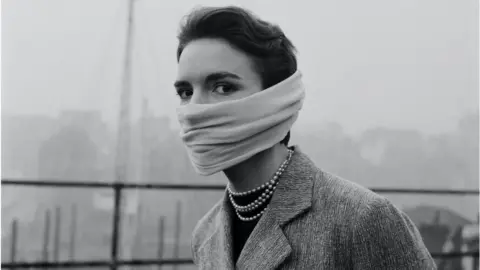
[213,83,237,94]
[176,88,193,100]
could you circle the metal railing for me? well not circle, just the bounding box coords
[1,178,479,269]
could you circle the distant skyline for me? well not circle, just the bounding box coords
[2,0,478,136]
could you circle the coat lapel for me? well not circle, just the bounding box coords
[196,193,235,269]
[236,146,316,270]
[236,214,292,270]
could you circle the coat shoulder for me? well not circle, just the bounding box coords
[307,167,412,232]
[308,169,435,268]
[311,169,389,217]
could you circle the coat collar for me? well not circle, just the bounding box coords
[196,146,316,269]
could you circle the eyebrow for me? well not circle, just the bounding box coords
[174,72,241,88]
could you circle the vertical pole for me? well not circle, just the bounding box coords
[10,219,18,269]
[110,184,123,270]
[132,204,143,259]
[68,204,77,260]
[113,0,135,267]
[42,210,51,270]
[156,216,165,270]
[53,206,61,262]
[173,202,182,270]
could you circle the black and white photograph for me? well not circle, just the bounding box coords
[1,0,479,269]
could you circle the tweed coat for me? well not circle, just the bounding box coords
[191,146,437,270]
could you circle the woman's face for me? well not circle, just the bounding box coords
[174,38,262,105]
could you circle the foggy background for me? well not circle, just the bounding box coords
[1,0,478,268]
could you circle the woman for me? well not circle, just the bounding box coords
[174,6,436,270]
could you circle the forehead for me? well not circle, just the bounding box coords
[176,38,256,82]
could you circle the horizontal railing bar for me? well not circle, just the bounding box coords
[430,251,479,258]
[1,251,478,268]
[1,258,194,268]
[2,178,479,195]
[0,179,225,190]
[2,179,113,188]
[370,188,480,195]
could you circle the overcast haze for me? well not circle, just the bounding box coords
[2,0,478,135]
[1,1,479,262]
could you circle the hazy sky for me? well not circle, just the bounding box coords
[2,0,478,135]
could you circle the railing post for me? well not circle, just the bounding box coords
[474,255,479,270]
[42,209,51,270]
[173,201,182,270]
[68,204,77,260]
[110,183,123,270]
[157,216,165,270]
[10,219,18,270]
[53,206,61,262]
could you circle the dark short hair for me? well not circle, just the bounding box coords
[176,6,297,146]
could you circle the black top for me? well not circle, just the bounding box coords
[230,190,273,264]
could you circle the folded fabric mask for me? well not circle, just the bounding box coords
[176,70,306,176]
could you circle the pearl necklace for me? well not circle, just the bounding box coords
[228,149,294,222]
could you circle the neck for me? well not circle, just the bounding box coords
[224,144,290,193]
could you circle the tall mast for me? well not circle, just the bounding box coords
[113,0,136,265]
[114,1,135,177]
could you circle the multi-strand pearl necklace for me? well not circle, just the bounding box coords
[228,149,294,222]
